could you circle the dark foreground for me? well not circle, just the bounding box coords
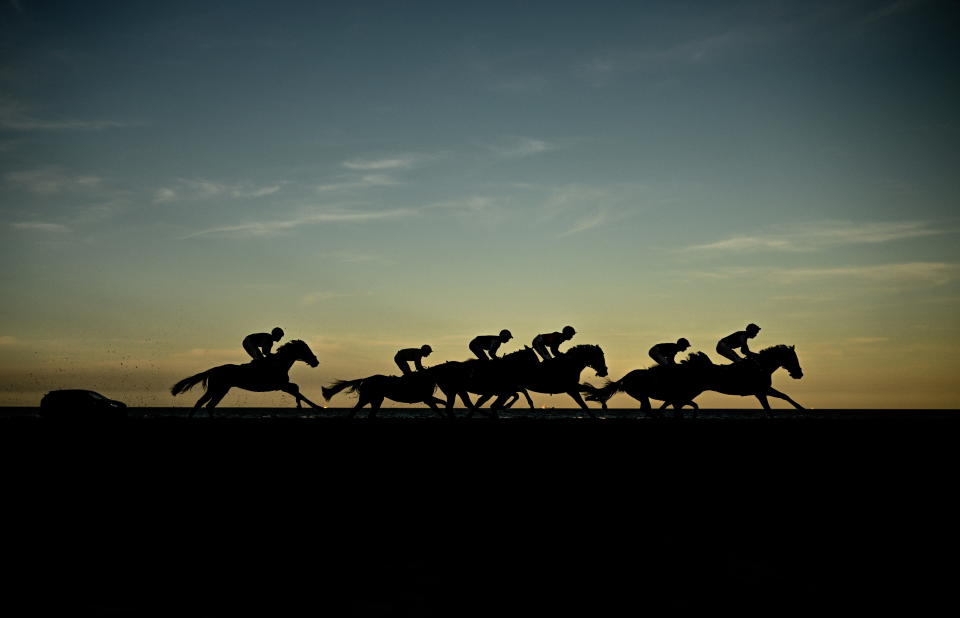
[3,409,958,616]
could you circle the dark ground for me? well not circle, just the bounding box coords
[2,409,958,616]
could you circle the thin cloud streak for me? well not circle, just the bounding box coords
[4,168,103,194]
[0,98,128,131]
[684,220,949,252]
[11,221,71,232]
[694,262,960,287]
[343,157,416,170]
[154,179,282,203]
[557,211,608,238]
[488,137,556,158]
[315,174,399,192]
[182,208,418,238]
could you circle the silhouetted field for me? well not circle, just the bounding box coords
[2,407,956,616]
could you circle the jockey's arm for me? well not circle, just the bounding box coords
[740,337,754,357]
[489,339,501,358]
[415,358,424,371]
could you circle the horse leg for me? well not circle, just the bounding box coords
[190,392,212,418]
[767,387,804,410]
[503,393,519,409]
[347,396,367,418]
[368,396,383,419]
[566,391,598,419]
[205,387,229,417]
[755,393,773,416]
[291,388,323,409]
[624,389,653,413]
[425,397,444,418]
[521,389,534,409]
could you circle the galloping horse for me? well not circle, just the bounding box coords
[582,345,804,414]
[580,352,713,413]
[321,370,448,418]
[171,339,322,416]
[700,345,805,412]
[487,344,607,417]
[431,347,540,417]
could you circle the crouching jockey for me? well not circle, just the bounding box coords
[469,329,513,360]
[648,338,691,366]
[394,344,433,375]
[532,325,576,361]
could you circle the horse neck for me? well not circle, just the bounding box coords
[272,351,297,372]
[756,348,788,374]
[562,347,593,371]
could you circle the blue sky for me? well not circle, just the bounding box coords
[2,0,958,407]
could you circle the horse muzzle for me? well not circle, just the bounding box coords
[308,358,320,368]
[790,370,802,379]
[596,369,608,378]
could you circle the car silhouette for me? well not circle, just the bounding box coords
[39,389,127,419]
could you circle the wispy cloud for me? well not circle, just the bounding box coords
[684,220,949,252]
[557,210,608,238]
[342,157,417,170]
[487,136,556,158]
[575,30,749,85]
[0,98,128,131]
[153,179,282,203]
[694,262,960,287]
[862,0,927,23]
[301,290,374,305]
[182,207,418,238]
[315,174,399,192]
[11,221,71,233]
[4,167,102,194]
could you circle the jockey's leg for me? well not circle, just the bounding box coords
[716,345,743,364]
[469,343,488,361]
[396,359,411,375]
[533,341,550,361]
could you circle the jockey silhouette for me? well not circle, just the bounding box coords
[469,329,513,360]
[716,324,760,363]
[242,327,284,361]
[395,344,433,375]
[532,325,576,361]
[648,338,691,366]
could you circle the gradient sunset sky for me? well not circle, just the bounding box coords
[2,0,958,408]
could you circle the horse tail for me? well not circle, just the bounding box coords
[322,378,364,401]
[170,368,216,396]
[580,378,623,404]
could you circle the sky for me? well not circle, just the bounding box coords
[1,0,958,409]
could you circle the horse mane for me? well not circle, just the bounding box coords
[757,344,794,357]
[501,347,534,360]
[565,344,599,355]
[276,339,306,353]
[681,351,714,365]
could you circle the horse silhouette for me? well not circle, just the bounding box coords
[430,346,540,417]
[321,369,448,418]
[580,352,712,413]
[474,344,608,417]
[171,339,322,416]
[583,345,804,414]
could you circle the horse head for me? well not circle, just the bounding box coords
[784,345,803,379]
[758,345,802,379]
[278,339,320,368]
[568,344,607,378]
